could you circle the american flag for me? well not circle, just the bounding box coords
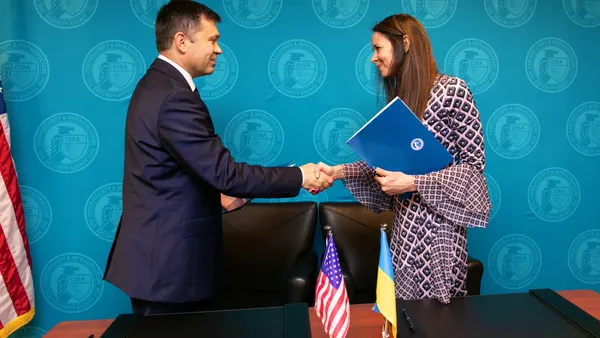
[0,77,35,337]
[315,232,350,338]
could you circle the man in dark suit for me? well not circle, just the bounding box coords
[102,1,332,315]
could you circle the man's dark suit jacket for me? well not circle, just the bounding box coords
[103,57,303,303]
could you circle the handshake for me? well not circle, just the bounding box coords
[299,162,340,195]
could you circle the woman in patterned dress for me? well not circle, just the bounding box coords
[315,14,492,304]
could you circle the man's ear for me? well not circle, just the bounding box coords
[173,32,188,53]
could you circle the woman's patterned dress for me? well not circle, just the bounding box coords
[341,74,492,304]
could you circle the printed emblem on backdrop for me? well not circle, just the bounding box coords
[355,43,383,96]
[401,0,457,28]
[568,229,600,284]
[223,0,282,29]
[563,0,600,27]
[85,183,122,242]
[0,40,49,101]
[484,0,536,28]
[20,186,52,244]
[487,104,540,159]
[224,110,284,165]
[34,113,99,173]
[528,167,580,222]
[526,38,577,93]
[484,173,501,219]
[566,101,600,156]
[312,0,369,28]
[41,253,104,313]
[131,0,171,27]
[445,39,498,94]
[489,234,542,289]
[10,326,47,338]
[193,42,238,99]
[35,0,98,29]
[268,39,327,98]
[313,108,366,163]
[82,40,146,101]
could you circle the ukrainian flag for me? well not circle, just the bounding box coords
[372,228,397,338]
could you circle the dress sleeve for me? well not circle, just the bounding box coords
[413,78,491,228]
[341,160,393,213]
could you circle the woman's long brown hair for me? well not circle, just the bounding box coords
[373,14,439,121]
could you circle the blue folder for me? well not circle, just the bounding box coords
[346,97,454,175]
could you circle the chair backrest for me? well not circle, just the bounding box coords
[319,201,393,302]
[221,202,317,293]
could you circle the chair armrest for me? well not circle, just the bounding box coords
[467,256,484,296]
[288,251,318,304]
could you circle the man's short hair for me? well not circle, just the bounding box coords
[155,1,221,52]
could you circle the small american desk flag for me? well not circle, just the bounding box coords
[315,231,350,338]
[0,77,35,337]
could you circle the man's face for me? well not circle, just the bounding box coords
[185,17,222,77]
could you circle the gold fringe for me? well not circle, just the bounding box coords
[0,306,35,338]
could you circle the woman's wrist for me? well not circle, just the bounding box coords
[333,165,345,180]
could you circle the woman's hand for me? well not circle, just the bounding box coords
[374,167,417,195]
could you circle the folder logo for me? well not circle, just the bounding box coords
[410,138,424,151]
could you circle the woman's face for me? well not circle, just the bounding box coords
[370,32,394,77]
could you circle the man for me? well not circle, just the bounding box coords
[102,1,332,315]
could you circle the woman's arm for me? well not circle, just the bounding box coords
[412,78,492,228]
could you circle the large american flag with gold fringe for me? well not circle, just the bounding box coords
[0,77,35,337]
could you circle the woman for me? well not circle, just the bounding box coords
[315,14,491,304]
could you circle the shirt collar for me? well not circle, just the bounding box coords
[158,54,196,91]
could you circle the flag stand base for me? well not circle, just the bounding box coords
[381,318,390,338]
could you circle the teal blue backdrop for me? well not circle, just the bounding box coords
[1,0,599,336]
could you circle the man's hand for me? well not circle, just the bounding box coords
[221,194,247,211]
[300,163,334,194]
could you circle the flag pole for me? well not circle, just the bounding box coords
[380,222,390,338]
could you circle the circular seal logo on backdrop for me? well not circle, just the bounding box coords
[488,234,541,289]
[41,253,104,313]
[34,113,99,173]
[268,39,327,98]
[313,108,366,163]
[131,0,171,27]
[563,0,600,27]
[355,43,381,96]
[224,110,284,165]
[486,104,540,159]
[193,42,238,100]
[566,101,600,156]
[35,0,98,29]
[568,229,600,284]
[526,38,577,93]
[528,167,580,222]
[401,0,457,28]
[0,40,49,102]
[484,0,536,28]
[85,183,122,242]
[82,40,146,101]
[484,173,501,219]
[10,326,47,338]
[312,0,369,28]
[444,39,498,94]
[20,186,52,244]
[223,0,282,28]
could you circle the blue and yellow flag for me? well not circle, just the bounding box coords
[372,229,397,338]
